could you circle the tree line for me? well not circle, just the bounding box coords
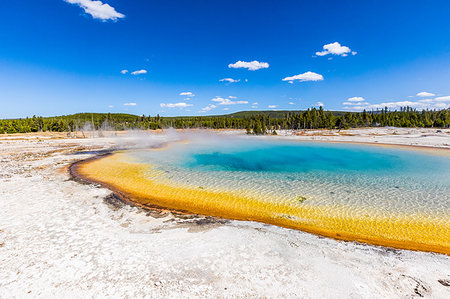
[0,107,449,135]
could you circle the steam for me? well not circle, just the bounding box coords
[72,121,248,151]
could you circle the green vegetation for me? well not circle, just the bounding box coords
[0,107,449,134]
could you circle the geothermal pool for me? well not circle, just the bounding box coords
[76,138,450,254]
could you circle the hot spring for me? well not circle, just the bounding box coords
[75,137,450,254]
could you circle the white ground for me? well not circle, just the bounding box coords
[277,127,450,148]
[1,128,449,298]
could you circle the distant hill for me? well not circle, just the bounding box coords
[45,112,139,122]
[2,108,448,134]
[0,109,433,121]
[39,110,348,120]
[221,110,300,118]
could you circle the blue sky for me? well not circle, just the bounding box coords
[1,0,450,118]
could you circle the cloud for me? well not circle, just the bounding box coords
[252,102,258,105]
[282,71,324,82]
[219,78,240,83]
[123,102,136,106]
[315,42,355,57]
[268,105,277,109]
[434,96,450,102]
[64,0,125,21]
[179,92,194,97]
[367,101,427,109]
[223,108,230,111]
[108,105,114,108]
[228,96,237,99]
[131,69,147,75]
[289,102,295,105]
[120,69,128,74]
[228,60,269,71]
[211,97,248,105]
[343,97,369,106]
[201,104,217,111]
[160,102,193,108]
[434,102,449,109]
[343,97,450,111]
[347,96,366,102]
[315,102,324,107]
[416,91,435,97]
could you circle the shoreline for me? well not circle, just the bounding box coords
[68,154,198,217]
[271,136,450,156]
[70,138,450,255]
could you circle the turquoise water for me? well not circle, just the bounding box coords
[132,138,450,216]
[188,142,413,173]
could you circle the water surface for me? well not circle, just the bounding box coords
[79,137,450,253]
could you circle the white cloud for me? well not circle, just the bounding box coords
[211,97,248,105]
[347,96,366,102]
[342,97,369,106]
[223,108,230,111]
[343,97,450,111]
[64,0,125,21]
[315,42,355,57]
[228,60,269,71]
[219,78,240,83]
[252,102,258,105]
[160,102,193,108]
[289,102,294,105]
[416,91,435,97]
[131,69,147,75]
[251,106,258,108]
[108,105,114,108]
[120,69,128,74]
[316,102,324,107]
[434,103,448,109]
[368,101,427,109]
[179,92,194,97]
[228,96,237,99]
[435,96,450,102]
[268,105,277,109]
[201,104,216,111]
[282,71,324,82]
[123,102,136,106]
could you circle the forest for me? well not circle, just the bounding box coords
[0,107,449,135]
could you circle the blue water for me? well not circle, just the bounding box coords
[188,143,404,173]
[132,138,450,214]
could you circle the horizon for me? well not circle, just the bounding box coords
[4,106,444,120]
[1,0,450,118]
